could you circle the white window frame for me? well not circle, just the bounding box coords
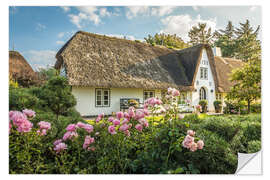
[200,67,208,80]
[95,88,110,107]
[144,90,155,101]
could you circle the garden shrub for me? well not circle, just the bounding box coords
[247,140,261,153]
[199,100,208,113]
[9,87,261,174]
[250,103,261,113]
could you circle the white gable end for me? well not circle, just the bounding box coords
[192,49,216,111]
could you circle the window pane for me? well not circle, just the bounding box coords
[97,96,101,101]
[104,90,108,96]
[104,96,108,100]
[97,90,101,95]
[97,101,101,105]
[150,92,153,97]
[104,101,108,105]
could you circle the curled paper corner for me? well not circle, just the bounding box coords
[235,151,262,175]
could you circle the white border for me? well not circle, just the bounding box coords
[2,0,270,180]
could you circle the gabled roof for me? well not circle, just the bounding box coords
[55,31,243,92]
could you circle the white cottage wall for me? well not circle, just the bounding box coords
[72,87,162,116]
[192,49,216,111]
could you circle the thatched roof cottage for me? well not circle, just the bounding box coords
[9,51,38,86]
[55,31,244,116]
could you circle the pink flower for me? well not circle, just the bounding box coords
[178,114,185,120]
[143,108,149,116]
[121,118,129,124]
[119,124,129,132]
[9,122,12,134]
[9,111,15,119]
[197,140,204,150]
[108,125,116,135]
[37,129,48,136]
[128,107,135,118]
[83,124,94,133]
[108,116,114,122]
[76,122,86,128]
[135,124,143,132]
[135,109,144,120]
[190,142,198,152]
[54,143,67,153]
[124,130,130,137]
[96,116,102,123]
[63,131,78,141]
[22,109,36,118]
[187,130,195,137]
[66,124,76,132]
[124,112,130,119]
[10,111,27,127]
[17,119,33,133]
[156,99,162,105]
[116,111,124,119]
[113,119,120,126]
[63,131,72,141]
[53,139,63,146]
[98,113,104,119]
[172,89,180,96]
[182,135,194,149]
[83,135,95,149]
[38,121,51,130]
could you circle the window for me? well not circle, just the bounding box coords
[144,90,155,101]
[216,93,222,101]
[200,67,208,80]
[95,89,110,107]
[179,93,187,104]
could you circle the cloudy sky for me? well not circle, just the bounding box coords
[9,6,261,70]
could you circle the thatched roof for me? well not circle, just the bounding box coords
[55,31,244,92]
[9,51,37,82]
[214,56,244,92]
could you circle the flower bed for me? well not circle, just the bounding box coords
[9,87,261,174]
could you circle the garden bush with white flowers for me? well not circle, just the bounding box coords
[9,85,261,174]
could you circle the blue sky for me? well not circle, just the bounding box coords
[9,6,261,70]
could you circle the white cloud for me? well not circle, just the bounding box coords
[61,6,70,12]
[68,7,113,28]
[160,14,217,42]
[125,6,177,19]
[151,6,176,16]
[24,50,57,70]
[250,6,257,12]
[126,6,150,19]
[58,32,65,38]
[36,23,46,31]
[56,41,65,45]
[106,34,136,41]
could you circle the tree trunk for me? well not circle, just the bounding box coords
[247,99,251,114]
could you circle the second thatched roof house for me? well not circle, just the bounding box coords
[55,31,244,116]
[9,50,38,87]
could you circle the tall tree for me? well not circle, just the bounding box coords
[144,33,189,49]
[214,21,236,57]
[234,20,261,62]
[188,23,213,45]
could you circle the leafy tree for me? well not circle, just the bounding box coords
[188,23,214,46]
[37,67,59,81]
[144,33,189,49]
[214,21,237,57]
[37,76,76,120]
[226,58,261,113]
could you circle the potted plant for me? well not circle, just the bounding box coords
[199,100,208,113]
[214,100,222,113]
